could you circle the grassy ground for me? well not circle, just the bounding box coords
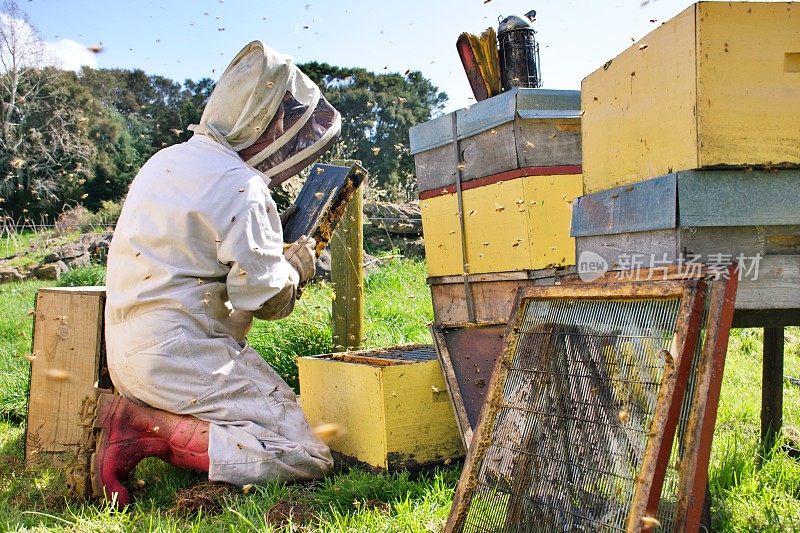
[0,229,85,270]
[0,261,798,531]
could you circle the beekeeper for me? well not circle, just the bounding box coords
[87,41,341,506]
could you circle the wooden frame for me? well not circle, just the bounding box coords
[445,280,707,533]
[672,267,739,531]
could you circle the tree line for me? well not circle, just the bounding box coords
[0,1,446,222]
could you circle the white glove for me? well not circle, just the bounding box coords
[283,235,317,284]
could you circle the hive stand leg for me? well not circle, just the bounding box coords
[760,327,784,454]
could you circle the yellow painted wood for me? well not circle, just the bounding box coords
[420,194,463,277]
[297,357,388,469]
[582,4,698,193]
[297,356,464,470]
[582,2,800,194]
[696,2,800,168]
[421,174,581,277]
[462,179,531,274]
[382,361,464,465]
[524,173,583,269]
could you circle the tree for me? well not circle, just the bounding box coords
[0,1,94,220]
[300,62,446,201]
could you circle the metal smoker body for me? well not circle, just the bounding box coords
[497,14,542,91]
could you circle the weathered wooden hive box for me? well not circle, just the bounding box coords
[26,287,110,464]
[297,345,464,471]
[420,171,582,277]
[410,89,583,278]
[410,88,582,193]
[581,2,800,194]
[572,168,800,325]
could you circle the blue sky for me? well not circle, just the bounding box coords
[19,0,774,112]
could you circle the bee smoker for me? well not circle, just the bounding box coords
[497,12,542,91]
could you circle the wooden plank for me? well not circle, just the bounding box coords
[297,356,388,469]
[581,4,698,193]
[420,193,463,277]
[760,327,784,454]
[732,309,800,328]
[418,165,582,201]
[577,230,800,311]
[413,143,458,194]
[329,354,413,366]
[674,270,738,532]
[330,160,364,351]
[696,2,800,169]
[458,121,518,184]
[26,288,105,463]
[679,226,767,258]
[427,266,574,286]
[515,118,582,168]
[525,173,582,269]
[735,255,800,310]
[678,170,800,227]
[570,174,677,237]
[382,361,464,468]
[577,226,800,272]
[575,229,680,270]
[431,279,539,326]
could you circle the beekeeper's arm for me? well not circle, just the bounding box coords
[217,194,315,322]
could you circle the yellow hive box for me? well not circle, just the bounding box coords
[297,345,464,471]
[420,171,582,277]
[582,2,800,194]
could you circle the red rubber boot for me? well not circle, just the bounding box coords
[91,393,210,506]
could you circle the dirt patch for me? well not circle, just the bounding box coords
[169,481,235,517]
[265,498,314,528]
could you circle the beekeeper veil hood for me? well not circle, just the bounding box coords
[189,41,341,186]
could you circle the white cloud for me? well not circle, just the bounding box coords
[1,13,96,72]
[45,39,97,71]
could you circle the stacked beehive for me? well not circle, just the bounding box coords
[411,88,583,325]
[573,2,800,319]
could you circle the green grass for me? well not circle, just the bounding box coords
[1,229,83,270]
[708,328,800,531]
[0,229,40,259]
[0,261,798,531]
[58,264,107,287]
[0,279,54,421]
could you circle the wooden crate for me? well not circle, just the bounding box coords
[26,287,107,464]
[420,170,582,277]
[427,269,569,327]
[297,345,464,471]
[582,2,800,194]
[409,88,581,193]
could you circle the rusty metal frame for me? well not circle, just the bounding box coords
[431,321,507,449]
[672,266,739,531]
[444,279,707,533]
[431,323,472,448]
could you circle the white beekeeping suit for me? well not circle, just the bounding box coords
[104,41,341,485]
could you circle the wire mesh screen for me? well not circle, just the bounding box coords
[458,297,683,532]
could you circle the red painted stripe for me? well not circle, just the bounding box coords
[418,165,582,200]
